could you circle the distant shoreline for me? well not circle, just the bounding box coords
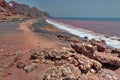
[54,17,120,21]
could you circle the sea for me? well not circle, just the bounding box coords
[46,18,120,49]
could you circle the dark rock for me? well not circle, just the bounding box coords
[57,34,70,41]
[30,50,40,59]
[17,61,25,68]
[9,62,14,67]
[111,49,120,56]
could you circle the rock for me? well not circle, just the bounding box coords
[17,61,25,68]
[45,50,62,59]
[94,52,120,67]
[82,36,89,42]
[111,49,120,56]
[91,40,107,52]
[30,50,40,59]
[71,58,79,66]
[9,62,14,67]
[97,69,120,80]
[69,36,80,43]
[32,59,40,63]
[90,69,96,73]
[44,49,70,60]
[71,42,120,67]
[43,60,54,64]
[87,74,106,80]
[4,52,16,56]
[57,34,70,41]
[23,63,37,73]
[73,54,102,73]
[0,49,4,52]
[71,43,96,58]
[14,54,23,62]
[43,64,81,80]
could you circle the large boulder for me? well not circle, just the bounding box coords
[71,42,120,67]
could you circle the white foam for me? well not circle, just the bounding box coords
[46,19,120,49]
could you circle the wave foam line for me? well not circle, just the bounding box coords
[46,19,120,49]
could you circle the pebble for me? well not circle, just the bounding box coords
[17,61,25,68]
[32,59,40,63]
[0,49,4,52]
[23,63,37,73]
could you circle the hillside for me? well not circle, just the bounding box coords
[0,0,49,22]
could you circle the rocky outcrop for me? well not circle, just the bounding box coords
[30,49,102,74]
[71,41,120,67]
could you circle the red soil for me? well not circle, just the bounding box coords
[0,19,60,80]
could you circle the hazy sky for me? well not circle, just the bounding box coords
[6,0,120,18]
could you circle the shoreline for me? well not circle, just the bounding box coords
[46,19,120,49]
[54,18,120,37]
[0,18,120,80]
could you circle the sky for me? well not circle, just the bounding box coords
[6,0,120,18]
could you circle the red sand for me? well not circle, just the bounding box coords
[0,19,120,80]
[0,19,61,80]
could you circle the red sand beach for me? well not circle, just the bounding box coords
[0,19,62,80]
[0,19,120,80]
